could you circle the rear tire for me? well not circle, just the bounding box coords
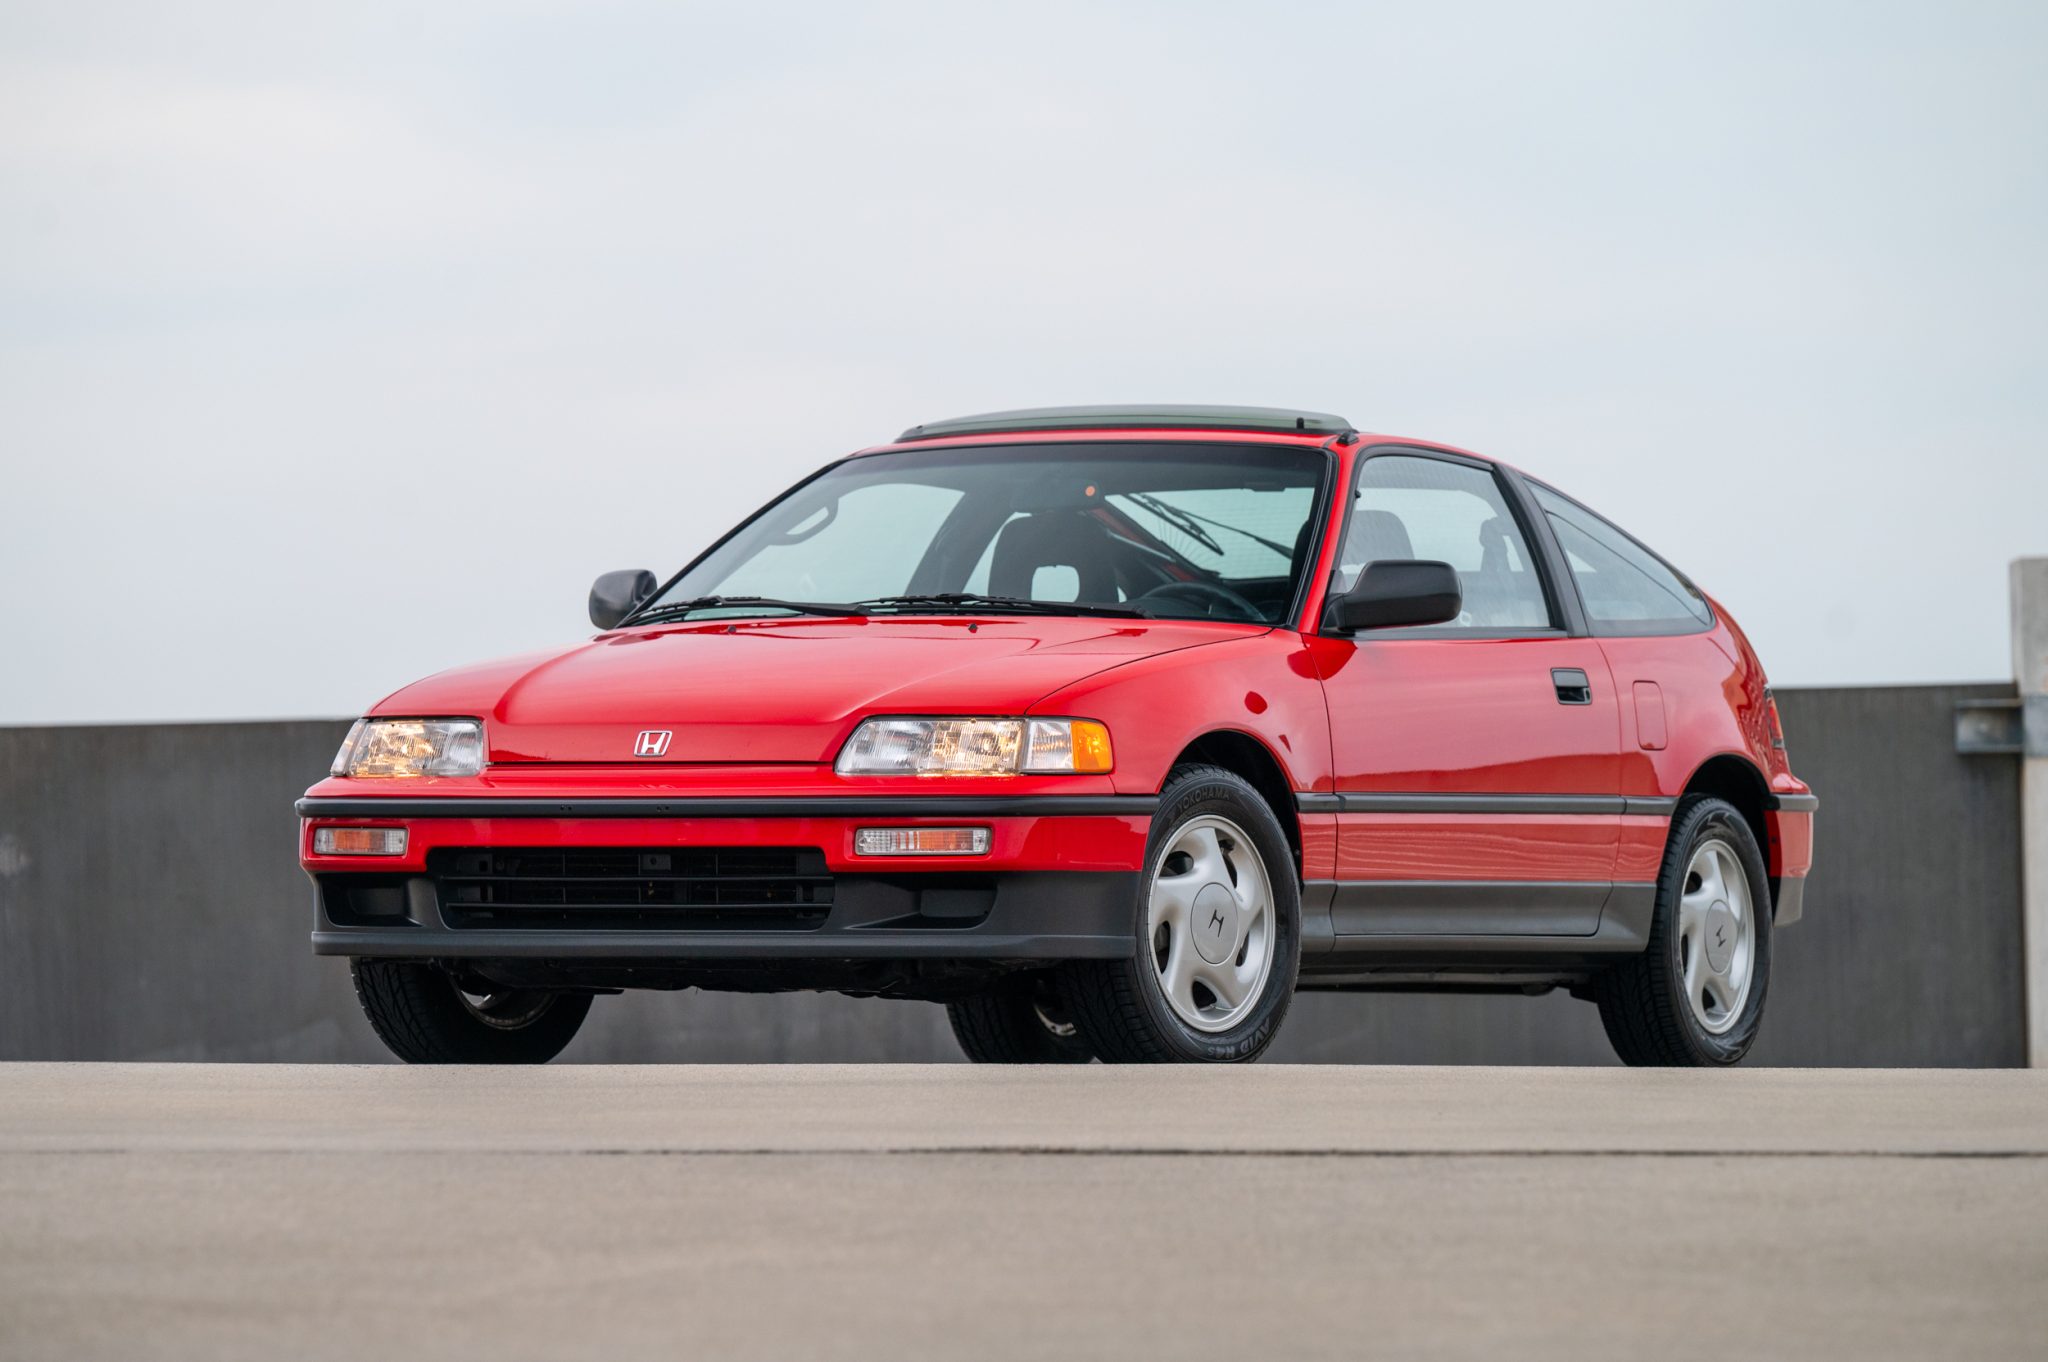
[1058,764,1300,1063]
[350,959,592,1064]
[947,974,1095,1063]
[1597,795,1772,1066]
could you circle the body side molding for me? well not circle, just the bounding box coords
[1294,792,1677,817]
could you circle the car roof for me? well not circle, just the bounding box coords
[853,406,1495,465]
[895,405,1356,443]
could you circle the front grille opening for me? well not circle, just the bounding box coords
[432,847,833,931]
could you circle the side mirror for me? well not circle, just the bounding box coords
[1326,560,1463,632]
[589,569,658,629]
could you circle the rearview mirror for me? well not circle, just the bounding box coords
[589,569,657,629]
[1326,560,1462,632]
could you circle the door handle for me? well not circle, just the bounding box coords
[1552,668,1592,705]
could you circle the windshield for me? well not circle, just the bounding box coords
[637,443,1330,625]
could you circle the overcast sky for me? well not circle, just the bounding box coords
[3,1,2045,724]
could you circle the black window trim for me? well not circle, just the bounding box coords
[1525,477,1717,639]
[1315,444,1583,642]
[1497,466,1591,638]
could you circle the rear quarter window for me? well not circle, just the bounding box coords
[1531,482,1712,634]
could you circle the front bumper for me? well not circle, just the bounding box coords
[299,792,1153,964]
[311,872,1139,961]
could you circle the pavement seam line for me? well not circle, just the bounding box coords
[6,1147,2045,1159]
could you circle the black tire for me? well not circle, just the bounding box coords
[350,959,592,1064]
[947,974,1095,1063]
[1597,795,1773,1066]
[1058,764,1301,1063]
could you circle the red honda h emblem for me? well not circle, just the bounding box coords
[634,729,672,758]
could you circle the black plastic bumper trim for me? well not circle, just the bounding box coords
[1767,793,1820,813]
[299,795,1159,820]
[313,869,1140,961]
[313,928,1135,960]
[1773,875,1808,925]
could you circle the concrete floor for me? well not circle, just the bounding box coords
[2,1065,2044,1361]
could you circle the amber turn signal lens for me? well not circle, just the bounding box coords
[1067,719,1114,773]
[854,827,991,856]
[1019,718,1114,773]
[312,827,408,856]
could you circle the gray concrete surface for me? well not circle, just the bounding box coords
[0,686,2028,1065]
[2,1064,2045,1361]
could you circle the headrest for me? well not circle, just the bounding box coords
[987,514,1119,602]
[1348,509,1414,564]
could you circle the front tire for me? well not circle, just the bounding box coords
[350,959,592,1064]
[947,974,1095,1063]
[1597,795,1773,1066]
[1059,765,1301,1062]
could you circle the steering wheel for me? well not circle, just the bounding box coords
[1135,579,1265,622]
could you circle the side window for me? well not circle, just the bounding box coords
[1531,483,1712,632]
[1336,454,1552,632]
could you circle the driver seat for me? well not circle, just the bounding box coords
[987,513,1119,602]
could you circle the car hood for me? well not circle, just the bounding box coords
[373,616,1256,764]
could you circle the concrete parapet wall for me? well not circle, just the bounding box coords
[0,686,2025,1064]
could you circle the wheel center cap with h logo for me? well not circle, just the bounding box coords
[1191,883,1239,965]
[1704,902,1737,973]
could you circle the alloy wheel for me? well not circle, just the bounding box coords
[1146,814,1275,1032]
[1677,837,1755,1034]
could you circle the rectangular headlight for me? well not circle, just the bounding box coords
[835,717,1112,776]
[333,718,485,779]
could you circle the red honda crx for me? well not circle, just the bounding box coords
[301,406,1816,1066]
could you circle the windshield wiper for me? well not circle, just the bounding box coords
[860,592,1145,619]
[1123,492,1295,559]
[625,595,862,626]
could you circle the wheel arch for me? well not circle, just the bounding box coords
[1675,752,1778,912]
[1167,729,1303,879]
